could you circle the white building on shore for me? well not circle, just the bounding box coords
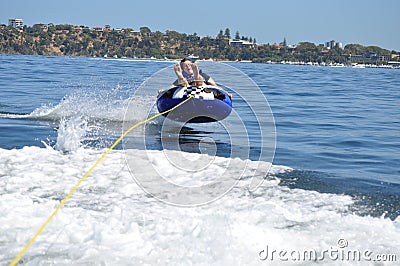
[229,39,255,48]
[8,18,23,28]
[325,40,342,49]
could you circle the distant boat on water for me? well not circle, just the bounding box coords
[329,63,345,67]
[351,63,366,68]
[186,54,199,62]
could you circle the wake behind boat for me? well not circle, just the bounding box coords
[156,85,232,123]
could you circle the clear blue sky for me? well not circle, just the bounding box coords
[1,0,399,51]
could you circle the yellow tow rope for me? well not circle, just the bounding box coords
[10,95,193,266]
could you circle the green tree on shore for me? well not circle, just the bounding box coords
[0,24,398,64]
[224,28,230,39]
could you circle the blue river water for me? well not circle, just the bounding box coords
[0,54,399,221]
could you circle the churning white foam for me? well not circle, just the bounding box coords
[23,86,159,152]
[0,146,399,265]
[18,81,156,125]
[54,116,90,152]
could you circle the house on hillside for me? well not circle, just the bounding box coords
[73,26,83,33]
[229,39,255,48]
[92,26,103,32]
[8,18,23,28]
[33,24,48,32]
[350,51,391,62]
[325,40,343,49]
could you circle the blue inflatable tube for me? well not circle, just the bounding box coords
[156,85,232,123]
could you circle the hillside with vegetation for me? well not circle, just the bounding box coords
[0,24,399,65]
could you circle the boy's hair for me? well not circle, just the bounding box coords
[180,58,192,63]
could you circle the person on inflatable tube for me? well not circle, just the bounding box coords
[173,58,217,87]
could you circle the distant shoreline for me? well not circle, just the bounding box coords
[1,53,399,70]
[1,24,399,67]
